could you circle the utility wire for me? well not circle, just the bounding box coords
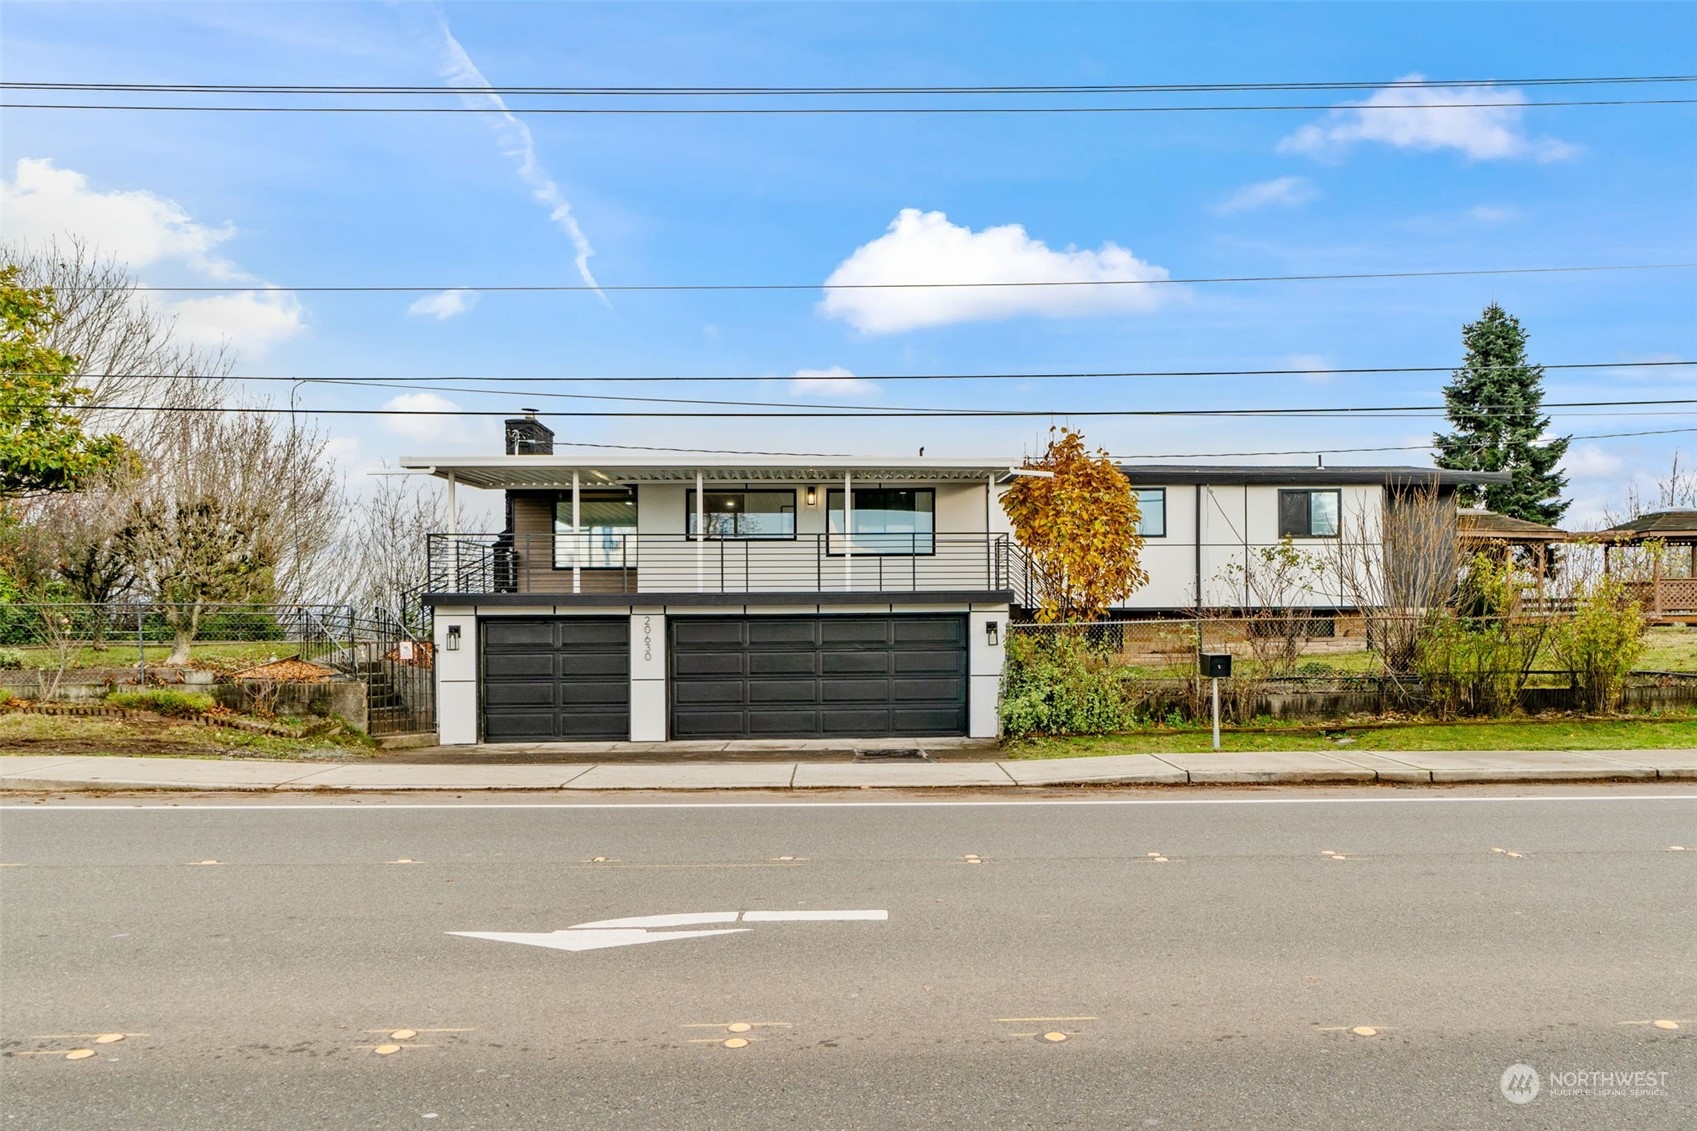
[98,263,1697,293]
[8,75,1693,96]
[45,359,1697,385]
[9,97,1696,115]
[55,397,1697,419]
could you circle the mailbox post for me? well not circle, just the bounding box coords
[1201,653,1232,750]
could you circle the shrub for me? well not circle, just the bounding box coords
[1548,579,1646,712]
[1415,555,1548,717]
[0,647,22,670]
[999,630,1137,738]
[107,689,217,717]
[0,687,11,706]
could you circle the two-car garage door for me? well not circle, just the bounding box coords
[480,613,968,742]
[669,615,967,739]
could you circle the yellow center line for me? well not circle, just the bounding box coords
[360,1028,476,1033]
[681,1022,793,1028]
[29,1033,149,1039]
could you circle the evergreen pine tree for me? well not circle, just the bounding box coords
[1433,303,1570,524]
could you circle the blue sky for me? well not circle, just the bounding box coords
[3,1,1694,525]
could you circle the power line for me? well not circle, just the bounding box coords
[8,75,1693,96]
[1122,426,1697,460]
[58,397,1697,419]
[102,263,1697,293]
[52,359,1697,385]
[8,97,1695,115]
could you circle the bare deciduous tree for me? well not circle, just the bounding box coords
[336,470,459,623]
[1330,486,1461,673]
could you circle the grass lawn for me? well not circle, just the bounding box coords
[0,712,374,760]
[1012,715,1697,758]
[1,641,305,671]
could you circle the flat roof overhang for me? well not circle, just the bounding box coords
[1118,464,1513,488]
[401,455,1023,490]
[423,589,1016,608]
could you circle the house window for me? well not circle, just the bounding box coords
[686,490,797,540]
[827,488,935,555]
[1278,489,1341,538]
[1134,488,1166,537]
[554,489,638,568]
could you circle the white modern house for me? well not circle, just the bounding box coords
[403,420,1506,745]
[404,419,1022,745]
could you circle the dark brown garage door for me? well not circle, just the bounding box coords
[670,615,967,739]
[481,617,629,742]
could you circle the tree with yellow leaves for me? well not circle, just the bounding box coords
[1002,427,1148,622]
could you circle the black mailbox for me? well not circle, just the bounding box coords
[1201,653,1232,678]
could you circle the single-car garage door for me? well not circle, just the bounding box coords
[481,617,629,742]
[670,615,967,739]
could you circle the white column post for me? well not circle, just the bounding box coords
[571,470,582,594]
[843,471,853,590]
[695,470,706,591]
[444,472,459,590]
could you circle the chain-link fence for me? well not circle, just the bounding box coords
[0,602,434,737]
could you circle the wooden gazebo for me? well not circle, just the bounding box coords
[1457,509,1571,604]
[1598,509,1697,621]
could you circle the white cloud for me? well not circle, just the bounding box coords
[1277,75,1578,162]
[1214,176,1318,215]
[787,366,879,398]
[1281,353,1335,385]
[820,209,1172,334]
[1561,443,1624,480]
[162,290,306,354]
[435,19,602,294]
[1465,204,1519,225]
[379,392,463,444]
[407,288,480,320]
[1,157,306,355]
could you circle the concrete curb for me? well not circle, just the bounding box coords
[2,750,1693,793]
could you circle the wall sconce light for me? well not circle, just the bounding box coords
[446,624,462,651]
[805,486,818,506]
[985,620,1000,647]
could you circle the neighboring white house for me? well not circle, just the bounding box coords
[401,421,1506,746]
[1114,464,1508,613]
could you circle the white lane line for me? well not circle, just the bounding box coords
[7,794,1695,812]
[740,909,888,922]
[450,927,750,952]
[572,912,741,929]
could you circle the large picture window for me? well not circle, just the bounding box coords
[1278,489,1341,538]
[686,490,797,540]
[554,489,638,568]
[827,488,935,555]
[1134,488,1166,537]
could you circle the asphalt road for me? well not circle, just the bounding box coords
[2,785,1694,1129]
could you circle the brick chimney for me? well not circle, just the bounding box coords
[504,409,555,455]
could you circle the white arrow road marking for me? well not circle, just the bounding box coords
[449,910,889,953]
[450,928,751,952]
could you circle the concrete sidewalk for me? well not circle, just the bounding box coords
[2,749,1694,792]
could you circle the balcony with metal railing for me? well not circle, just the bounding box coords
[425,532,1028,601]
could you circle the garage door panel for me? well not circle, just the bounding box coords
[673,620,747,647]
[748,710,820,734]
[481,617,629,743]
[747,652,817,675]
[894,651,965,674]
[483,653,560,679]
[669,615,967,739]
[557,653,628,678]
[893,708,965,734]
[819,620,893,645]
[893,677,965,702]
[483,621,559,648]
[672,652,745,677]
[746,621,819,646]
[820,651,890,675]
[747,680,819,703]
[893,618,968,645]
[672,679,748,705]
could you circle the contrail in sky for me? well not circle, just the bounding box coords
[434,17,604,297]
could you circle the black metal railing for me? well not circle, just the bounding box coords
[424,532,1018,596]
